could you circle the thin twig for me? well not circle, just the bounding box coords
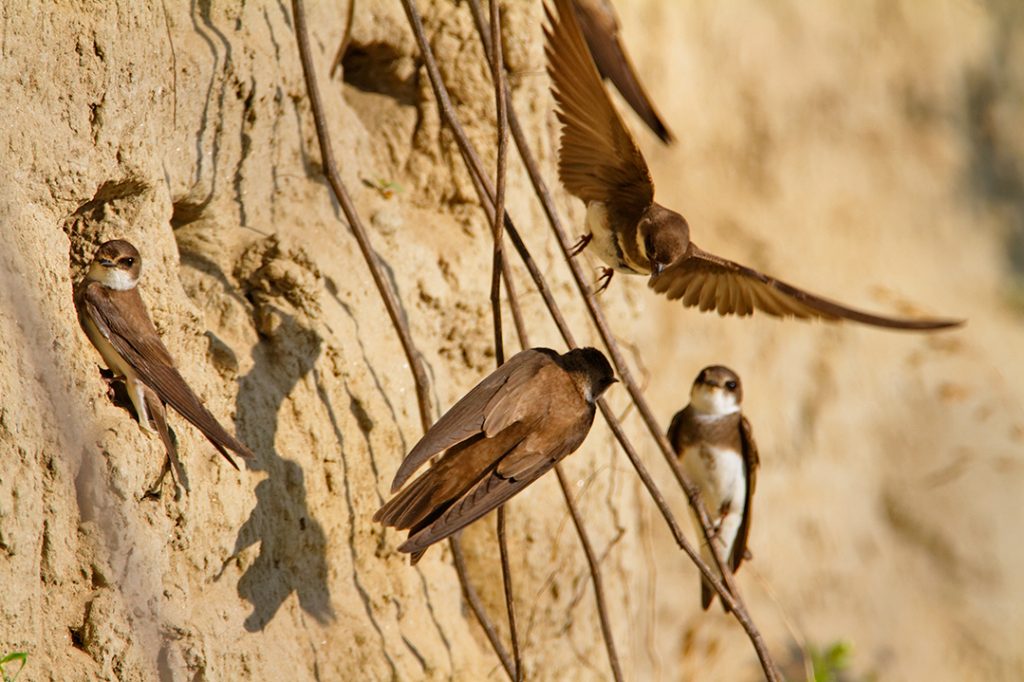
[451,535,517,679]
[553,465,624,682]
[291,5,514,679]
[291,0,432,435]
[400,0,780,678]
[484,0,521,678]
[464,2,778,675]
[492,47,786,681]
[329,0,357,78]
[496,507,522,681]
[470,1,620,678]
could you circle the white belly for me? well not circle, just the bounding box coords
[83,314,132,378]
[682,443,747,559]
[586,202,636,273]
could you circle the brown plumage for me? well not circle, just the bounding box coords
[546,0,962,331]
[375,347,616,563]
[571,0,673,143]
[142,384,190,492]
[75,239,252,470]
[668,366,758,611]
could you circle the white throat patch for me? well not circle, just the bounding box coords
[89,263,138,291]
[690,385,740,416]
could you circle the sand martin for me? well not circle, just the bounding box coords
[374,347,616,563]
[668,366,758,611]
[545,0,961,330]
[75,239,253,470]
[571,0,673,143]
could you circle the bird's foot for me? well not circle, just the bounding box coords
[142,455,185,501]
[593,267,614,294]
[569,233,593,257]
[99,372,122,401]
[142,458,173,501]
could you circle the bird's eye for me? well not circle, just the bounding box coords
[121,257,134,266]
[725,380,737,391]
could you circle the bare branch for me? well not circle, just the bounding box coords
[291,4,515,679]
[553,465,624,682]
[291,0,432,435]
[399,0,781,678]
[484,0,521,677]
[451,535,516,678]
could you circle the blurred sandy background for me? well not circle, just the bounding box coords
[0,0,1021,680]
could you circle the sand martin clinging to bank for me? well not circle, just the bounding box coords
[374,347,616,563]
[545,0,962,331]
[75,239,253,470]
[668,366,758,611]
[570,0,673,143]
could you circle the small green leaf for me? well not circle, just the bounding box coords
[0,652,27,682]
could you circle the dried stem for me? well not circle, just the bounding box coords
[485,0,521,678]
[329,0,357,78]
[450,535,516,679]
[496,507,522,681]
[291,0,432,435]
[291,4,513,679]
[553,465,624,682]
[471,1,619,678]
[402,0,781,678]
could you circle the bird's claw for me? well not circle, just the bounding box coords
[569,233,593,257]
[593,267,614,294]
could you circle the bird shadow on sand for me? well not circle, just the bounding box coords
[223,307,335,631]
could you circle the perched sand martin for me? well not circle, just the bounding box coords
[545,0,962,330]
[374,347,616,563]
[570,0,673,143]
[668,366,758,611]
[75,239,253,470]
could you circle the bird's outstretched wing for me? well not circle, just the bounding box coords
[649,246,963,331]
[572,0,673,143]
[546,0,654,224]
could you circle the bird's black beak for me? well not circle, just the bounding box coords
[98,258,114,267]
[651,262,665,277]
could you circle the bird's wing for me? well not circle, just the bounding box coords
[390,349,559,492]
[666,406,696,453]
[389,369,595,557]
[732,415,759,573]
[649,245,963,330]
[572,0,673,143]
[374,425,531,530]
[397,434,572,557]
[546,0,654,221]
[80,283,254,459]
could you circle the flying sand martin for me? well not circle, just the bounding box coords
[374,347,616,563]
[545,0,962,331]
[668,366,758,611]
[571,0,674,143]
[75,239,253,471]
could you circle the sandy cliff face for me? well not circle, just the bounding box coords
[0,1,1021,680]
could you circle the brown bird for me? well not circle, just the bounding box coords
[75,239,253,471]
[375,347,616,563]
[571,0,674,143]
[545,0,962,331]
[668,366,758,611]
